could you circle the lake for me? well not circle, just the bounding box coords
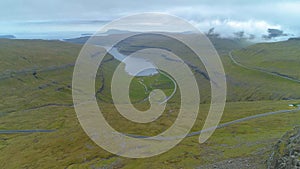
[107,47,158,76]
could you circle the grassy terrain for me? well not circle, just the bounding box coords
[111,34,300,102]
[95,56,175,104]
[233,38,300,80]
[0,98,299,168]
[0,37,299,168]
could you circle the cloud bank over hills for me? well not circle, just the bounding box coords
[0,0,299,41]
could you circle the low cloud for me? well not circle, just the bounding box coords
[189,19,284,41]
[0,0,299,41]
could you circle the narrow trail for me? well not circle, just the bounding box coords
[0,130,55,134]
[229,51,300,83]
[138,80,148,93]
[22,103,74,112]
[2,51,299,136]
[0,63,75,81]
[0,103,74,134]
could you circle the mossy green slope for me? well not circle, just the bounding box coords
[233,38,300,80]
[0,38,299,168]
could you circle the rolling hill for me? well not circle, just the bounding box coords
[0,37,299,168]
[232,38,300,81]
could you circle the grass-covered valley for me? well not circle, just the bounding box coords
[0,36,300,168]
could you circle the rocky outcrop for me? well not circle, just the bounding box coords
[267,126,300,169]
[0,35,16,39]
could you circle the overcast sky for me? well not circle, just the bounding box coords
[1,0,299,40]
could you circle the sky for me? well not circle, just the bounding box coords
[0,0,299,40]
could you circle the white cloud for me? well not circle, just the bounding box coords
[189,19,282,39]
[0,0,299,40]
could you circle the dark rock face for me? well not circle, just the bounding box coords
[288,37,300,41]
[267,127,300,169]
[0,35,16,39]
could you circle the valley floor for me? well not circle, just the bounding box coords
[0,100,299,168]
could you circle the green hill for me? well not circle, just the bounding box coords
[0,38,300,168]
[232,38,300,80]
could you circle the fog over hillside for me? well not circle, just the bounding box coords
[0,0,299,41]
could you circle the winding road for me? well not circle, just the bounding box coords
[1,50,299,137]
[123,50,300,140]
[136,70,177,104]
[126,107,300,140]
[229,51,300,83]
[187,106,300,137]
